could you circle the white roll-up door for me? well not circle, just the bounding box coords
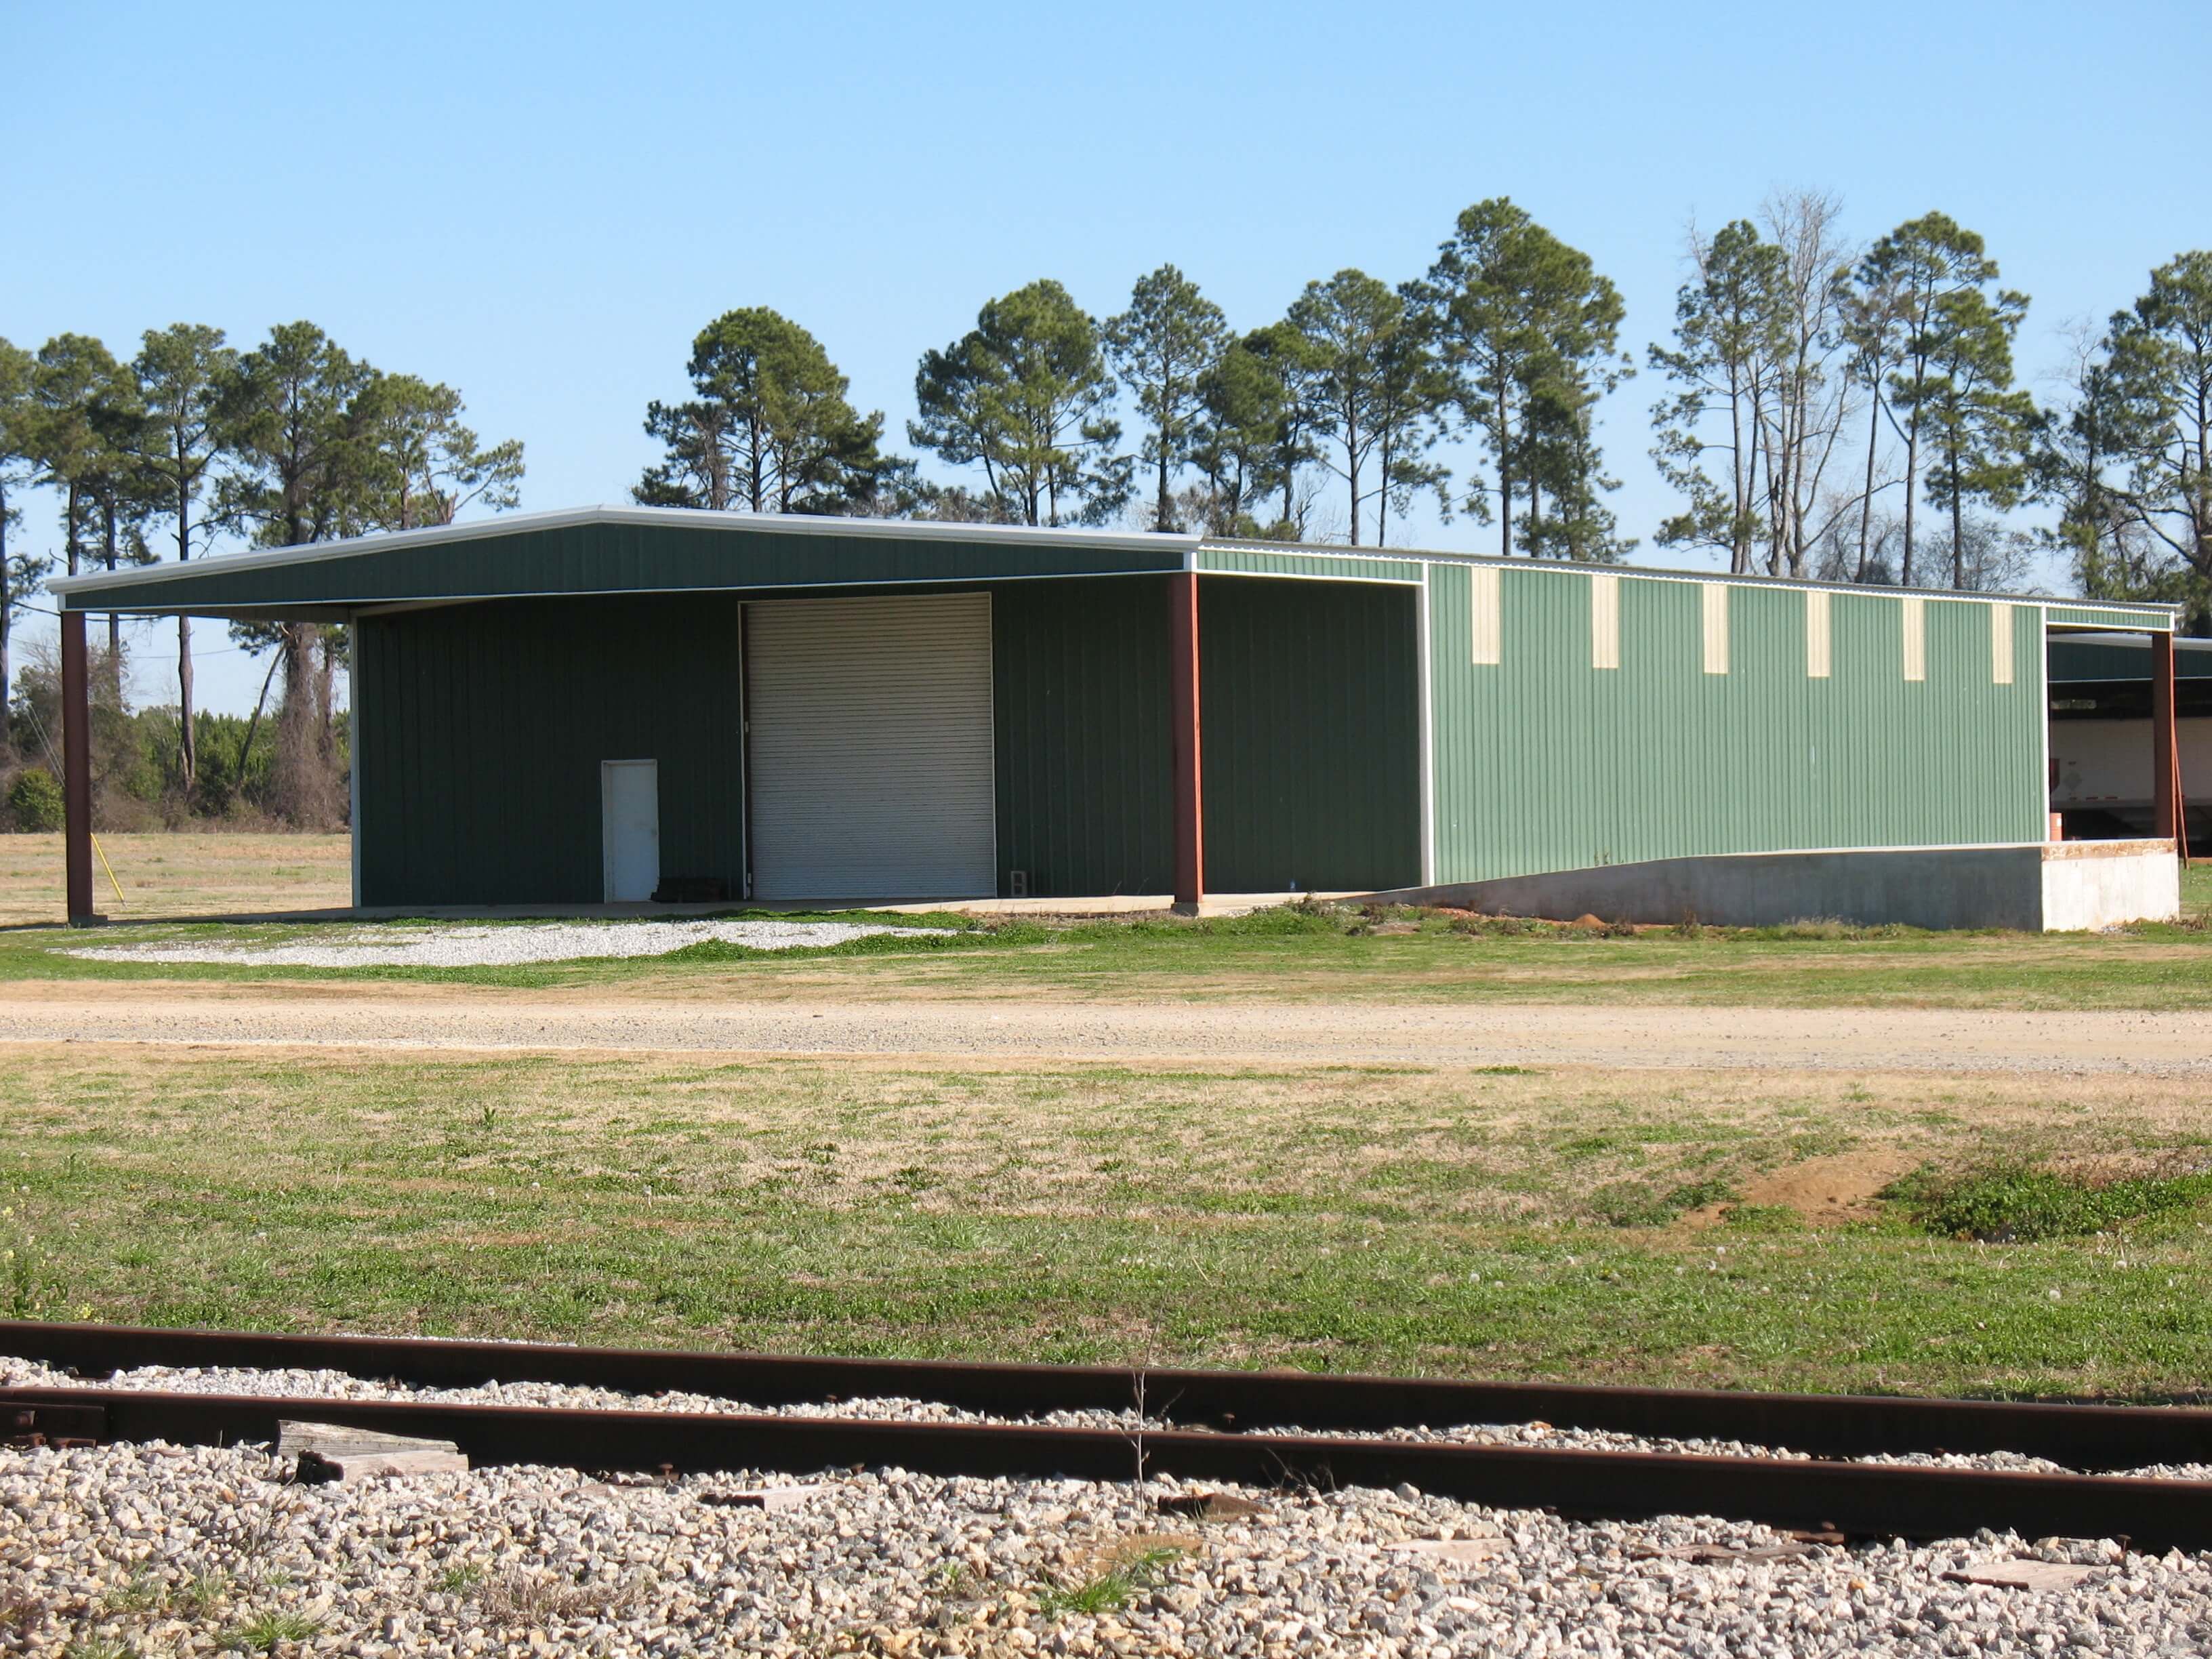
[746,592,996,900]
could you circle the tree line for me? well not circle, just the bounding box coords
[0,321,522,824]
[636,194,2212,620]
[1647,199,2211,608]
[6,194,2210,832]
[634,198,1633,560]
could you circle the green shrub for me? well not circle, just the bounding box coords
[1890,1162,2212,1242]
[6,768,64,832]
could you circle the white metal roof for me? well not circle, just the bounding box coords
[45,503,1204,598]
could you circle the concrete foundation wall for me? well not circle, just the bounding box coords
[1374,840,2179,932]
[2041,843,2183,932]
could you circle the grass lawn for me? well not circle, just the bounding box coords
[7,1045,2211,1401]
[0,831,351,926]
[8,900,2212,1011]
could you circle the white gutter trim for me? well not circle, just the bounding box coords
[49,505,1202,598]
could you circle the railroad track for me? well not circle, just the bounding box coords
[7,1319,2211,1553]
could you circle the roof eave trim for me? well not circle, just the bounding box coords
[48,504,1202,600]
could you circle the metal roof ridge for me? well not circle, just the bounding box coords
[48,505,1204,596]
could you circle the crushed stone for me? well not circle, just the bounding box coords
[62,918,951,970]
[4,1440,2202,1658]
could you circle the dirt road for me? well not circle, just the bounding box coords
[0,989,2198,1073]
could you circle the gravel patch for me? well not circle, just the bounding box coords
[62,919,952,970]
[5,1438,2205,1658]
[10,994,2212,1073]
[8,1355,2208,1481]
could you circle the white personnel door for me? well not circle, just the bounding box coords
[600,759,660,901]
[746,592,995,900]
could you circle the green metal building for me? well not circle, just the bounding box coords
[47,506,2179,916]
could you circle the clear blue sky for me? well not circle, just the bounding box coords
[8,0,2209,711]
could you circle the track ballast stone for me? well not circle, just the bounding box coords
[7,1355,2211,1651]
[64,918,951,970]
[5,1439,2206,1658]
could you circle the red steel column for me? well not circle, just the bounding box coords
[1168,570,1204,909]
[61,609,96,924]
[2152,630,2177,844]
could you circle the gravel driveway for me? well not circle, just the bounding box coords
[2,992,2207,1074]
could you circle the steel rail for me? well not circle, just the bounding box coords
[8,1383,2212,1555]
[5,1319,2210,1471]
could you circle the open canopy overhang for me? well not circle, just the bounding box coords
[43,506,1204,624]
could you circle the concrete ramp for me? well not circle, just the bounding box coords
[1373,840,2180,933]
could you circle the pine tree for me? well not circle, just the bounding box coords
[1104,265,1229,532]
[0,339,45,758]
[1921,285,2036,588]
[1418,199,1631,560]
[2104,251,2212,619]
[910,281,1127,527]
[355,373,523,530]
[640,309,890,516]
[1649,220,1789,571]
[214,322,375,826]
[130,324,237,794]
[1854,213,2012,586]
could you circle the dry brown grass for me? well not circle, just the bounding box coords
[10,1042,2212,1391]
[0,831,350,927]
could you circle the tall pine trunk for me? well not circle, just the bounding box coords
[103,500,121,668]
[1729,361,1749,573]
[1950,436,1967,590]
[272,623,325,825]
[177,617,195,794]
[173,444,197,794]
[0,475,12,756]
[1345,405,1362,548]
[1901,407,1920,589]
[1496,363,1514,557]
[317,628,337,775]
[1856,377,1881,582]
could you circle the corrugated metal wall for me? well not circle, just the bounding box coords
[2047,603,2180,630]
[355,596,745,907]
[1199,546,1425,583]
[1429,565,2046,883]
[1201,576,1422,893]
[2049,637,2212,681]
[359,559,2041,908]
[991,577,1175,897]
